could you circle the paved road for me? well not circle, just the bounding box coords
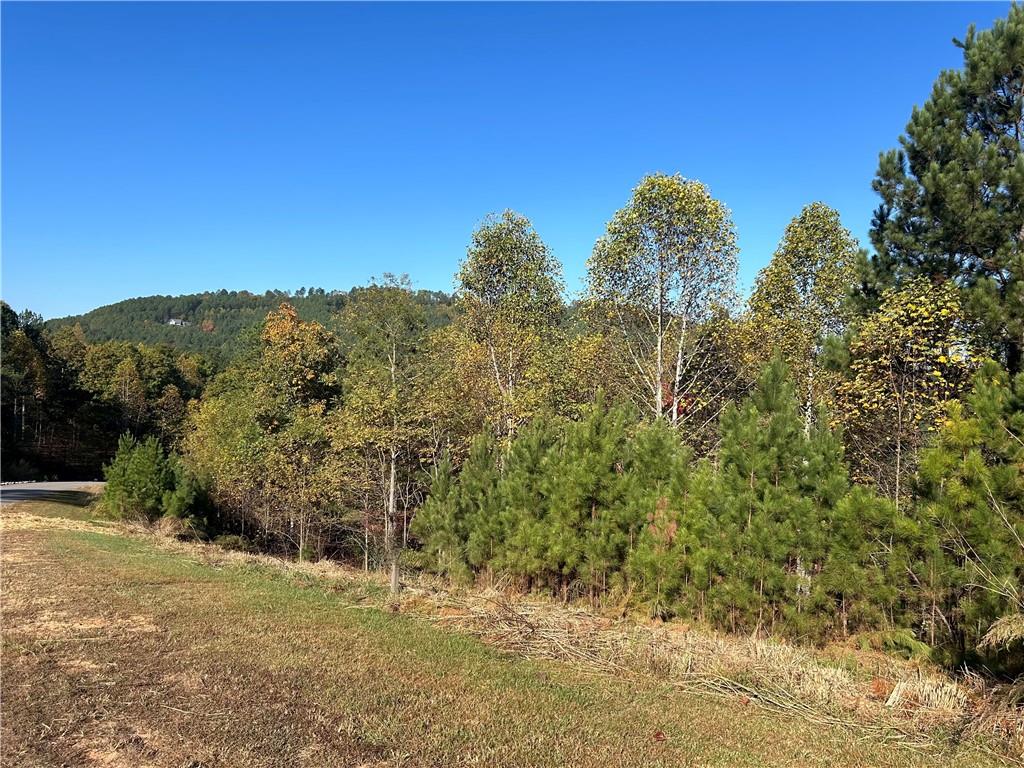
[0,481,105,507]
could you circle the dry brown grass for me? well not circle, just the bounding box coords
[400,585,1021,756]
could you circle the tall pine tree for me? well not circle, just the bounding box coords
[864,5,1024,372]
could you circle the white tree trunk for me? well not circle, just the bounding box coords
[387,448,400,594]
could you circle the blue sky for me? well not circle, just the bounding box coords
[1,2,1012,319]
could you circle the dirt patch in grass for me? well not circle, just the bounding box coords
[1,503,1018,767]
[1,504,114,532]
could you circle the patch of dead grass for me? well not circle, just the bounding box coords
[73,724,167,768]
[0,504,115,533]
[401,588,991,748]
[11,610,158,640]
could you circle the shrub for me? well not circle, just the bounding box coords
[102,434,173,520]
[102,433,209,525]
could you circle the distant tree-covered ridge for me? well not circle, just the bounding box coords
[45,286,454,361]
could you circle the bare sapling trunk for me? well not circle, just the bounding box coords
[803,362,815,438]
[670,313,690,425]
[297,506,307,561]
[894,384,904,515]
[387,447,400,594]
[363,505,369,572]
[655,270,665,419]
[387,342,401,595]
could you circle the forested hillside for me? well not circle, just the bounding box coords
[46,287,454,360]
[2,283,453,479]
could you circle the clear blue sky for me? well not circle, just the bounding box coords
[1,2,1012,319]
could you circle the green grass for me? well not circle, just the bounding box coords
[1,501,1013,768]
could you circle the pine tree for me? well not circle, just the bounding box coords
[161,453,207,524]
[626,454,706,620]
[618,421,690,545]
[412,433,504,583]
[410,453,473,583]
[102,433,173,520]
[916,361,1024,659]
[711,359,848,638]
[457,433,503,573]
[548,399,630,597]
[483,401,634,597]
[491,416,562,585]
[864,5,1024,372]
[819,485,912,638]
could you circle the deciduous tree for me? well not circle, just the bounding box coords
[837,278,978,510]
[586,173,739,427]
[451,210,566,442]
[335,276,429,592]
[748,203,859,428]
[186,304,342,559]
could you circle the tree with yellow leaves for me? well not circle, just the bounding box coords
[747,203,859,432]
[186,304,342,559]
[334,275,430,592]
[448,210,565,444]
[585,173,739,428]
[836,278,978,510]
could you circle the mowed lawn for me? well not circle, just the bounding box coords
[0,502,1007,768]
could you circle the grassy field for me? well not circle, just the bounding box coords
[0,500,1013,768]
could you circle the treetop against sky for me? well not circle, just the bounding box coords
[0,1,1012,318]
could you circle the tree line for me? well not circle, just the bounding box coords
[1,306,211,479]
[3,6,1021,669]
